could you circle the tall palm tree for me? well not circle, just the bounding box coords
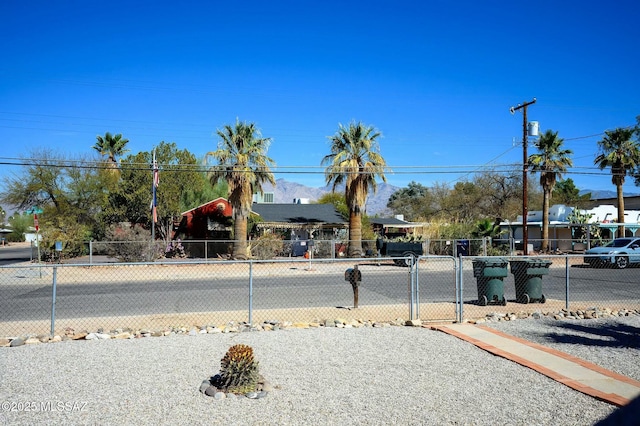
[322,121,388,257]
[93,132,130,168]
[594,127,640,237]
[529,130,573,252]
[206,120,275,260]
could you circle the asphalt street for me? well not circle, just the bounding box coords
[0,260,638,322]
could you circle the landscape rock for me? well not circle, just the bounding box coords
[10,338,25,347]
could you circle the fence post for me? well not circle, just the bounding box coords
[457,257,464,323]
[248,261,253,325]
[415,258,421,319]
[89,240,93,265]
[565,256,570,310]
[51,266,57,337]
[408,260,415,320]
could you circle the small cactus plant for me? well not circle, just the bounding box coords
[218,344,260,394]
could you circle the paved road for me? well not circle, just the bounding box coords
[0,243,33,265]
[0,260,638,322]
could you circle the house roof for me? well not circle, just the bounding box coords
[251,203,346,226]
[370,217,421,228]
[180,197,230,216]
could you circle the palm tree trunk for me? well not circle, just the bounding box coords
[233,213,248,260]
[617,183,625,238]
[348,210,363,257]
[541,188,550,252]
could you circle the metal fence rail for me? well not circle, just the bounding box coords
[1,254,639,339]
[34,237,603,264]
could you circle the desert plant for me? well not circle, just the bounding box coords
[104,223,156,262]
[218,344,260,394]
[164,239,187,258]
[250,232,284,259]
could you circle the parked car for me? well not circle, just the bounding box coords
[584,238,640,269]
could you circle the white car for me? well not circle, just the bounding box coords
[584,238,640,269]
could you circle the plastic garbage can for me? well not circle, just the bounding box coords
[509,259,552,304]
[472,258,508,306]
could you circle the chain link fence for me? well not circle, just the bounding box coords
[0,258,417,338]
[458,254,640,321]
[1,253,638,339]
[27,237,610,265]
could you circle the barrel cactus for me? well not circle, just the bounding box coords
[219,344,260,394]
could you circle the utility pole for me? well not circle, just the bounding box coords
[510,98,536,255]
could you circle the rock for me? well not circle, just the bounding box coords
[0,338,11,347]
[113,332,131,339]
[245,391,258,399]
[214,392,226,400]
[324,319,335,327]
[256,391,268,399]
[204,386,218,397]
[96,333,111,340]
[10,338,25,347]
[200,381,211,394]
[25,337,41,345]
[188,328,198,336]
[71,332,88,340]
[405,319,422,327]
[50,335,62,343]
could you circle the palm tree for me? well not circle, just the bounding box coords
[322,121,388,257]
[93,132,130,168]
[529,130,573,252]
[594,127,640,238]
[206,120,275,260]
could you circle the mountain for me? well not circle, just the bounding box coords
[261,178,399,216]
[580,189,640,199]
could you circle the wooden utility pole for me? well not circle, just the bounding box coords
[510,98,536,255]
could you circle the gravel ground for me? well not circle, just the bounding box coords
[1,317,638,426]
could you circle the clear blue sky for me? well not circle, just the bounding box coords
[1,0,639,195]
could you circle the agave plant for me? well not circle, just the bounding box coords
[218,344,260,394]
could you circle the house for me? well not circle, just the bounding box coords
[250,202,347,241]
[370,216,422,239]
[250,202,348,257]
[500,203,640,252]
[173,198,234,257]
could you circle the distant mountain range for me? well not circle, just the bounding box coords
[580,189,640,199]
[261,179,399,216]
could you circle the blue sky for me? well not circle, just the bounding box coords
[1,1,639,196]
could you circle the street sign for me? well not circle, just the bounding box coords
[34,214,39,231]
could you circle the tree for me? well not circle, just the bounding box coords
[594,127,640,237]
[552,178,590,207]
[92,132,130,168]
[7,212,32,242]
[0,149,105,240]
[206,120,276,259]
[386,181,432,221]
[322,121,387,257]
[316,192,348,219]
[529,130,573,252]
[103,142,209,240]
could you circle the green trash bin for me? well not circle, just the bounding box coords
[509,259,552,304]
[472,258,508,306]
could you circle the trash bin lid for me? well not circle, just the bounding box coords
[473,257,508,267]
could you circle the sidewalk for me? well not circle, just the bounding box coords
[432,323,640,407]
